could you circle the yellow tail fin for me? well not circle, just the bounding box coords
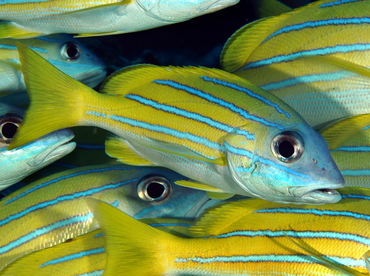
[86,198,179,276]
[8,43,96,150]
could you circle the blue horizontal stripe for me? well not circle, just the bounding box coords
[342,194,370,200]
[0,178,137,227]
[224,142,312,180]
[215,230,370,246]
[255,207,370,221]
[125,94,254,140]
[0,213,93,254]
[362,125,370,130]
[40,248,105,268]
[200,76,290,118]
[149,223,192,227]
[242,44,370,70]
[264,17,370,42]
[331,146,370,152]
[75,271,104,276]
[0,44,47,53]
[341,169,370,176]
[0,0,50,4]
[175,254,365,267]
[153,79,284,130]
[5,166,132,205]
[320,0,362,8]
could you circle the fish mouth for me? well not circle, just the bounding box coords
[27,129,76,167]
[289,184,344,204]
[78,68,107,88]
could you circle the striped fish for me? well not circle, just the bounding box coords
[320,114,370,188]
[221,0,370,129]
[0,0,239,38]
[8,44,345,205]
[0,164,227,270]
[0,218,193,276]
[82,187,370,276]
[0,102,75,191]
[0,34,105,98]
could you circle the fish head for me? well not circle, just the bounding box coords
[224,124,345,204]
[137,0,239,21]
[0,103,76,190]
[27,34,106,88]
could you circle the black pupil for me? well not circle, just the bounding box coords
[279,140,295,158]
[2,122,18,139]
[66,44,78,58]
[146,182,165,199]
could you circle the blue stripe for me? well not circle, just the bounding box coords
[332,146,370,152]
[264,17,370,42]
[40,248,105,268]
[75,271,104,276]
[214,230,370,246]
[0,178,137,227]
[5,167,132,204]
[341,169,370,176]
[93,233,103,238]
[153,80,284,130]
[224,142,312,180]
[241,44,370,70]
[0,0,50,4]
[175,254,365,267]
[0,44,47,53]
[321,0,362,8]
[76,143,105,150]
[125,94,255,140]
[363,125,370,130]
[260,71,352,91]
[255,207,370,221]
[149,223,192,227]
[0,213,93,254]
[200,76,290,118]
[342,194,370,200]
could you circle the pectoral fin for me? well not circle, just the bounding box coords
[175,180,225,192]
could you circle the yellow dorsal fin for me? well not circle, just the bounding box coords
[206,191,235,200]
[105,136,155,166]
[175,180,225,192]
[254,0,292,18]
[319,114,370,150]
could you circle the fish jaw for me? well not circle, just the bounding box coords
[0,129,75,190]
[72,67,107,88]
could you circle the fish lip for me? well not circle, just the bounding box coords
[27,129,76,167]
[289,183,345,203]
[78,67,107,88]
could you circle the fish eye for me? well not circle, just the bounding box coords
[271,131,304,163]
[60,42,81,61]
[0,114,22,144]
[137,175,172,202]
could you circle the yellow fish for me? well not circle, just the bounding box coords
[221,0,370,129]
[320,113,370,188]
[9,43,345,204]
[83,187,370,276]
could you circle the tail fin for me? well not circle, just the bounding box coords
[8,43,95,150]
[86,198,176,276]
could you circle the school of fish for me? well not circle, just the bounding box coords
[0,0,370,275]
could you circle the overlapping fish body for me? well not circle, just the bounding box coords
[320,113,370,188]
[0,34,106,98]
[84,187,370,276]
[8,44,345,204]
[0,102,75,191]
[0,164,225,270]
[221,0,370,129]
[0,0,239,38]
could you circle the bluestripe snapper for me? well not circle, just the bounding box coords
[320,113,370,188]
[221,0,370,129]
[0,164,226,270]
[0,102,75,191]
[86,187,370,276]
[0,34,106,98]
[0,219,193,276]
[0,0,239,38]
[8,43,345,204]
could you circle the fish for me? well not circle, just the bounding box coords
[84,187,370,276]
[0,218,193,276]
[0,163,230,270]
[7,43,345,204]
[0,0,240,39]
[0,34,106,100]
[0,102,76,191]
[221,0,370,129]
[319,113,370,189]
